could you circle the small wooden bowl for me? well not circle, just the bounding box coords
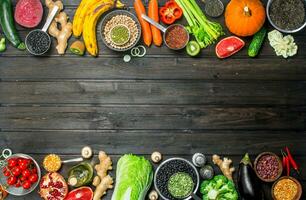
[254,152,283,182]
[271,176,302,200]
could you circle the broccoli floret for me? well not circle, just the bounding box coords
[200,175,238,200]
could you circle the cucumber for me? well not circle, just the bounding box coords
[0,0,25,50]
[248,27,267,57]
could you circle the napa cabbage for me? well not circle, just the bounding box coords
[111,154,153,200]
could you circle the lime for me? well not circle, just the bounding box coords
[186,41,200,56]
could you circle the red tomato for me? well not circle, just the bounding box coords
[15,180,21,188]
[20,175,27,181]
[29,174,38,183]
[7,176,17,185]
[22,169,31,178]
[8,158,17,168]
[31,168,37,174]
[22,180,32,189]
[4,170,11,177]
[18,162,28,170]
[11,167,22,177]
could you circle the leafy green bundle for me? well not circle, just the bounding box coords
[200,175,238,200]
[111,154,153,200]
[175,0,223,48]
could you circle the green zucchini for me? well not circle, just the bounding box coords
[0,0,25,50]
[248,27,267,57]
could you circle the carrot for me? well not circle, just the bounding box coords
[134,0,152,46]
[148,0,162,46]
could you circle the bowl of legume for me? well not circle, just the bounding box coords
[100,10,141,51]
[272,176,302,200]
[254,152,283,182]
[154,157,200,200]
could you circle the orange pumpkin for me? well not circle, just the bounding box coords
[225,0,266,37]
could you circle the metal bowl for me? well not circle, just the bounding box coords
[154,157,200,200]
[100,10,141,52]
[0,154,41,196]
[266,0,306,33]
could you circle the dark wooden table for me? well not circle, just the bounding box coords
[1,0,306,199]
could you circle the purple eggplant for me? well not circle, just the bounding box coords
[238,153,263,200]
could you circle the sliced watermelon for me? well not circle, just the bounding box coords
[215,36,245,58]
[14,0,43,28]
[65,187,93,200]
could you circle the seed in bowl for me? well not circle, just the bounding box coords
[273,178,298,200]
[103,15,139,50]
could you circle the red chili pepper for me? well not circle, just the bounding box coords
[285,147,299,173]
[282,154,286,169]
[286,156,290,176]
[159,1,183,25]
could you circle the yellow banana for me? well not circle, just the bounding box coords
[73,0,102,37]
[83,0,124,56]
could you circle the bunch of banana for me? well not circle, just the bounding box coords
[73,0,124,56]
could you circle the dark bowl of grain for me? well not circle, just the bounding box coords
[254,152,283,182]
[154,158,200,200]
[272,176,302,200]
[100,10,141,52]
[267,0,306,33]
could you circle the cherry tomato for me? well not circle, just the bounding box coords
[31,168,37,174]
[22,180,31,189]
[29,174,38,183]
[4,170,11,177]
[7,176,17,185]
[15,180,21,188]
[18,162,28,170]
[22,169,31,178]
[8,158,17,168]
[20,175,27,181]
[11,167,22,177]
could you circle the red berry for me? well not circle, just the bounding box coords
[22,180,31,189]
[11,167,22,177]
[7,176,17,185]
[29,174,38,183]
[20,175,27,181]
[8,158,17,168]
[22,169,31,178]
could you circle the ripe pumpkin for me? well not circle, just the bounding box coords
[225,0,266,37]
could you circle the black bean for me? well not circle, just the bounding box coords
[26,31,50,55]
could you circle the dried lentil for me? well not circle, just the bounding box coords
[273,178,298,200]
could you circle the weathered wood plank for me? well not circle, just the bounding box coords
[1,57,306,81]
[1,106,305,130]
[1,81,306,105]
[1,130,306,155]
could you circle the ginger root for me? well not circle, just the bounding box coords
[212,154,235,180]
[93,151,113,200]
[45,0,72,54]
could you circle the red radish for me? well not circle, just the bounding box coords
[65,187,93,200]
[14,0,43,28]
[215,36,245,58]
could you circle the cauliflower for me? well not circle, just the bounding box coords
[268,30,298,58]
[200,175,238,200]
